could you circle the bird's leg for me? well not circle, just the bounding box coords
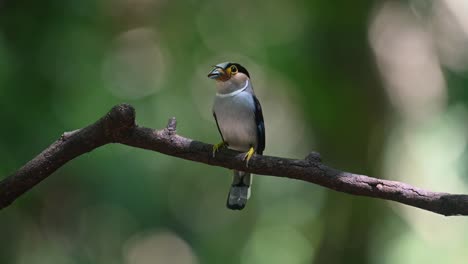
[243,146,255,167]
[212,141,228,157]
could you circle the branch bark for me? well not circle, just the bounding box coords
[1,104,467,216]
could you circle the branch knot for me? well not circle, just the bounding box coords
[105,104,136,141]
[305,151,322,163]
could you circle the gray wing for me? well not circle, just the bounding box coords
[213,112,226,143]
[253,95,265,154]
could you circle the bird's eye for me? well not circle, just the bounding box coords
[230,65,238,74]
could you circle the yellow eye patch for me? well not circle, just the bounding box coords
[227,65,237,76]
[231,65,238,74]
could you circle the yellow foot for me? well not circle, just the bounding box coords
[212,141,227,157]
[243,147,255,167]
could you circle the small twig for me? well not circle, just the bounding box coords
[1,104,468,216]
[165,117,177,135]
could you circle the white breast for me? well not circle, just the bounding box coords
[213,91,257,152]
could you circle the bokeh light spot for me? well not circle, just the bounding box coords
[102,27,168,99]
[124,230,198,264]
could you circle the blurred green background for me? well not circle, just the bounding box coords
[2,0,468,263]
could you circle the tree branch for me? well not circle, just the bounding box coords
[1,104,467,216]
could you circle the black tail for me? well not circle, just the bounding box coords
[226,170,252,210]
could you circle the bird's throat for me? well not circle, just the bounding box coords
[216,79,249,96]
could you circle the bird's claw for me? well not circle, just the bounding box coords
[212,142,227,158]
[243,147,255,167]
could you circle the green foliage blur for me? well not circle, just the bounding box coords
[2,0,468,263]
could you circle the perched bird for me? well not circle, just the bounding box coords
[208,62,265,210]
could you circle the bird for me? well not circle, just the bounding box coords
[207,62,265,210]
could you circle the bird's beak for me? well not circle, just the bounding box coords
[207,67,225,79]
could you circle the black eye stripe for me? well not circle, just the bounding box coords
[225,63,250,78]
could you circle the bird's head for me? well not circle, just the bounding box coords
[208,62,250,82]
[208,62,251,94]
